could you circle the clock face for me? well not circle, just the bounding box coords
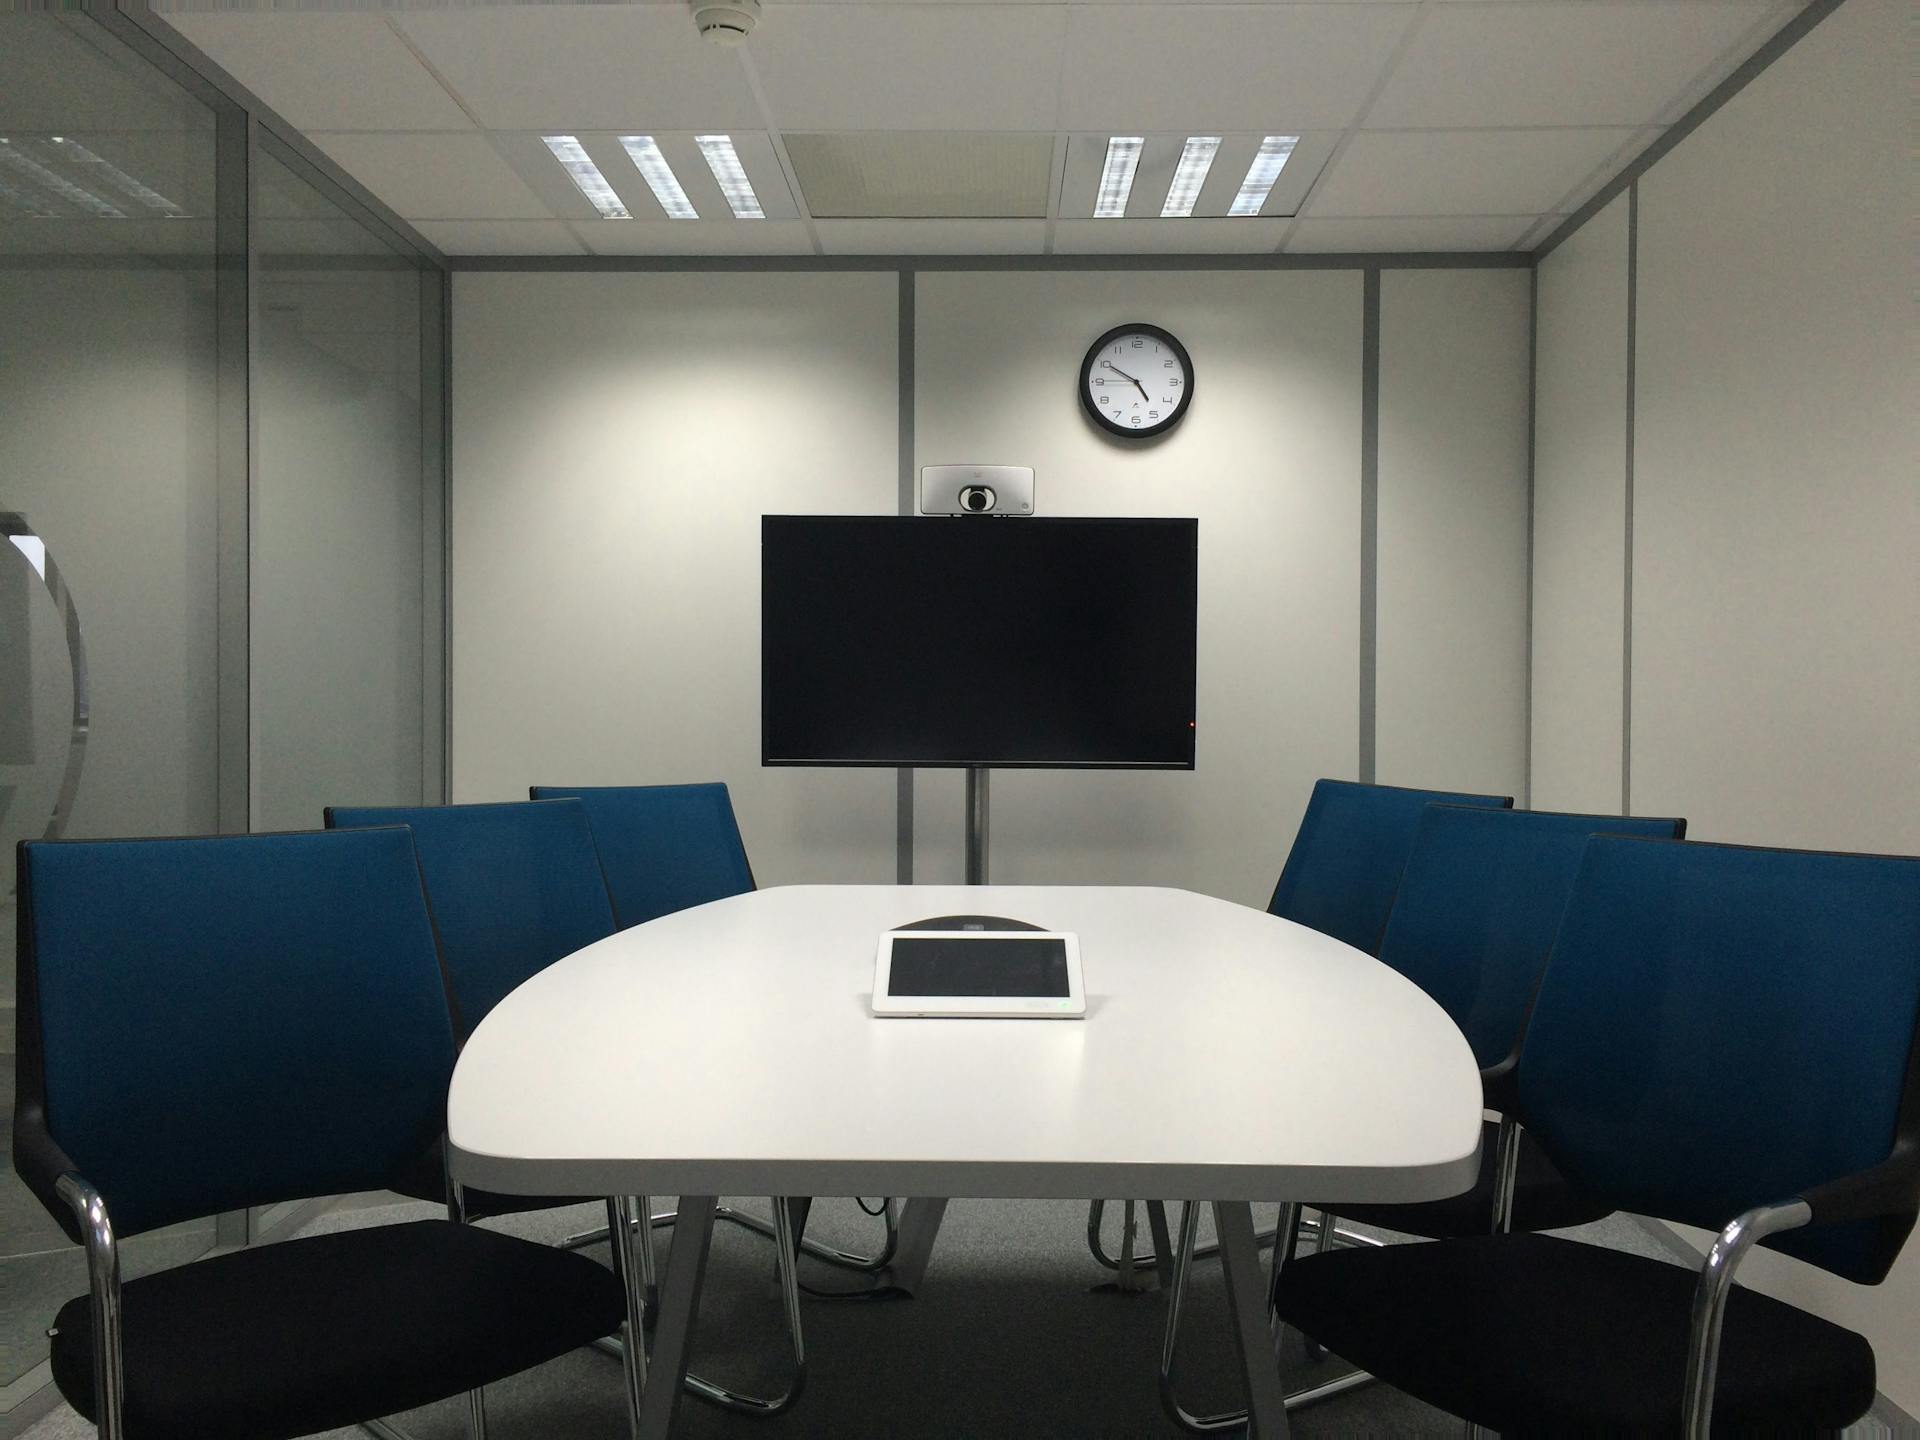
[1080,323,1194,439]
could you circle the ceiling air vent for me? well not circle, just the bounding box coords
[783,133,1055,220]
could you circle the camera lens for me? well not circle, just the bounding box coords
[961,486,994,512]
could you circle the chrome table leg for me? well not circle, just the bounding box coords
[637,1194,717,1440]
[1216,1201,1290,1439]
[879,1196,948,1296]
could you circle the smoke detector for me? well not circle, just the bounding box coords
[690,0,761,46]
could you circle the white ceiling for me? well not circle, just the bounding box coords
[156,0,1806,258]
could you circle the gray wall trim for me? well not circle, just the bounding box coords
[213,108,252,837]
[421,268,450,804]
[896,271,915,885]
[1358,267,1381,785]
[100,3,450,271]
[446,251,1533,275]
[1621,181,1638,817]
[1523,264,1538,808]
[1531,0,1849,263]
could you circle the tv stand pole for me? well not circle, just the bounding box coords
[965,767,990,885]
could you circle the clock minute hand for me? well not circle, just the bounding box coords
[1102,361,1150,401]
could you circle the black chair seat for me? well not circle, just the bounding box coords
[51,1219,623,1440]
[1321,1121,1613,1238]
[1275,1231,1875,1435]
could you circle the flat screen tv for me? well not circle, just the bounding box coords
[762,515,1197,769]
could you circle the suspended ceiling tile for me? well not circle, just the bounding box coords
[784,133,1055,219]
[569,219,815,255]
[1060,5,1418,133]
[163,13,472,132]
[1283,215,1535,253]
[814,219,1047,254]
[1052,218,1293,254]
[391,7,761,132]
[413,220,586,257]
[1366,1,1782,130]
[1307,127,1640,217]
[751,7,1068,132]
[309,132,550,220]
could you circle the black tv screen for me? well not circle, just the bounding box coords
[762,516,1197,769]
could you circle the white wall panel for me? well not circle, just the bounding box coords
[1376,268,1531,799]
[912,271,1363,906]
[450,271,901,886]
[1530,192,1628,814]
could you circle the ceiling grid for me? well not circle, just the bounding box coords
[136,0,1811,259]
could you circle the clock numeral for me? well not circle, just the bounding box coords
[1168,378,1182,388]
[1148,411,1160,420]
[1130,338,1144,349]
[1112,344,1122,354]
[1093,377,1104,386]
[1163,359,1175,367]
[1162,397,1173,405]
[1130,415,1142,426]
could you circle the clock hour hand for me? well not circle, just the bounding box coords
[1102,361,1150,401]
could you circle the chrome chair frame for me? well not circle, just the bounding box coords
[53,1170,492,1440]
[1158,1114,1811,1437]
[1158,1118,1522,1434]
[590,1193,809,1418]
[1084,1199,1379,1284]
[566,1196,896,1276]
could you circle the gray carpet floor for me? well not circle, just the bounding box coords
[20,1193,1691,1439]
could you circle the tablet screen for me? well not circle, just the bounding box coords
[887,937,1071,998]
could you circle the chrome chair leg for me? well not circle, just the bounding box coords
[608,1195,649,1437]
[566,1197,897,1273]
[465,1386,487,1440]
[1088,1197,1380,1274]
[680,1196,807,1416]
[596,1195,809,1416]
[1160,1199,1302,1433]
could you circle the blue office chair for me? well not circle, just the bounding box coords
[1159,804,1687,1427]
[1089,778,1514,1283]
[1270,836,1920,1435]
[1320,803,1687,1240]
[530,782,754,929]
[531,782,896,1281]
[12,828,626,1440]
[1268,777,1515,954]
[326,797,805,1416]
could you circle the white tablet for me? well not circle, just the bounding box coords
[871,931,1085,1019]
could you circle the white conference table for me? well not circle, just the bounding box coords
[448,884,1483,1438]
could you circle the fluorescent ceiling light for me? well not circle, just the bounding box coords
[0,173,59,219]
[1228,135,1298,218]
[619,135,698,220]
[46,137,186,216]
[541,135,630,220]
[0,138,124,218]
[1160,135,1221,219]
[1094,136,1143,218]
[695,135,763,220]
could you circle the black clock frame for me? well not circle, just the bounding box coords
[1079,323,1195,439]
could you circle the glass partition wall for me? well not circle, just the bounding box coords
[0,13,445,1429]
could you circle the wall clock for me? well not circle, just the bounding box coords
[1079,323,1194,439]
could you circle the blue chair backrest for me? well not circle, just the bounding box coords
[14,828,455,1240]
[529,783,754,930]
[1268,779,1513,955]
[325,799,615,1034]
[1379,806,1686,1070]
[1520,836,1920,1283]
